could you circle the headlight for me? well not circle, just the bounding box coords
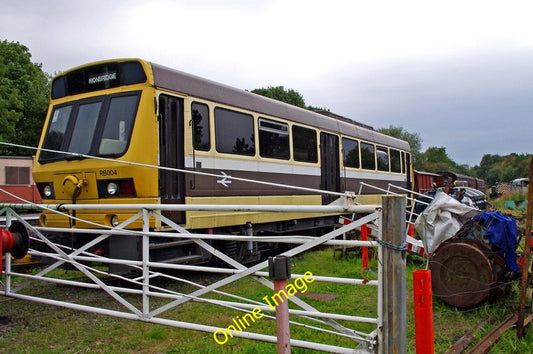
[107,182,118,195]
[97,179,136,198]
[105,214,120,227]
[37,183,55,199]
[43,185,53,197]
[111,215,119,227]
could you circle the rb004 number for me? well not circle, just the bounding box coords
[99,169,118,177]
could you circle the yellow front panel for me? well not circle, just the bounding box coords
[40,197,160,229]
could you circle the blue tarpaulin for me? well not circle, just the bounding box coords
[472,211,519,272]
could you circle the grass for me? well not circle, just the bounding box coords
[1,226,532,353]
[490,190,528,217]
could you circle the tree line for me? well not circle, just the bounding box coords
[0,40,49,155]
[376,126,530,186]
[1,40,529,186]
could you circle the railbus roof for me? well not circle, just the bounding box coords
[150,62,410,152]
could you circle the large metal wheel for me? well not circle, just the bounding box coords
[429,239,498,309]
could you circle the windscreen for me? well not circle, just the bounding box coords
[39,92,140,162]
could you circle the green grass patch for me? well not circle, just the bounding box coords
[0,246,532,353]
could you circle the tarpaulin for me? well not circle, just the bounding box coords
[414,192,480,253]
[472,211,519,272]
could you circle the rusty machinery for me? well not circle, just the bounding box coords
[429,217,518,309]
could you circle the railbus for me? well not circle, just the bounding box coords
[32,58,412,265]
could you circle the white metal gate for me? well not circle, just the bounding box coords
[0,197,407,353]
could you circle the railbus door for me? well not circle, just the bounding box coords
[158,94,185,223]
[320,132,340,204]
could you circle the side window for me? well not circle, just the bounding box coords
[259,118,289,160]
[292,125,317,163]
[342,137,359,168]
[191,102,210,151]
[214,107,255,156]
[390,149,401,173]
[40,105,73,159]
[360,142,376,170]
[377,146,389,172]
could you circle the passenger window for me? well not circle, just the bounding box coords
[377,146,389,172]
[390,149,401,173]
[360,142,376,170]
[342,138,359,168]
[292,125,317,163]
[191,102,210,151]
[214,107,255,156]
[259,118,289,160]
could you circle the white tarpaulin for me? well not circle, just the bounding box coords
[414,192,480,253]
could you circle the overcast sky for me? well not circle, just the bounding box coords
[1,0,532,166]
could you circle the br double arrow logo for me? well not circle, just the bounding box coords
[216,171,232,188]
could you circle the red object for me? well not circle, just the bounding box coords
[408,223,415,236]
[361,224,369,269]
[0,228,15,275]
[0,229,15,254]
[0,185,42,204]
[414,170,439,194]
[413,269,434,354]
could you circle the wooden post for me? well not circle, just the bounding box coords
[517,156,533,339]
[268,255,291,353]
[380,196,407,354]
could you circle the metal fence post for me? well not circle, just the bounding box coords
[380,196,407,354]
[142,208,150,318]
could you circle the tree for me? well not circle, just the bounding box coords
[307,106,330,113]
[377,125,423,168]
[251,86,306,108]
[418,146,457,172]
[476,153,532,186]
[0,40,49,155]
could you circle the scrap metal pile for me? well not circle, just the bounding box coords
[414,192,521,309]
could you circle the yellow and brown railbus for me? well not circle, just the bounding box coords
[33,58,412,264]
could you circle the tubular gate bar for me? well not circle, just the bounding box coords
[0,200,406,353]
